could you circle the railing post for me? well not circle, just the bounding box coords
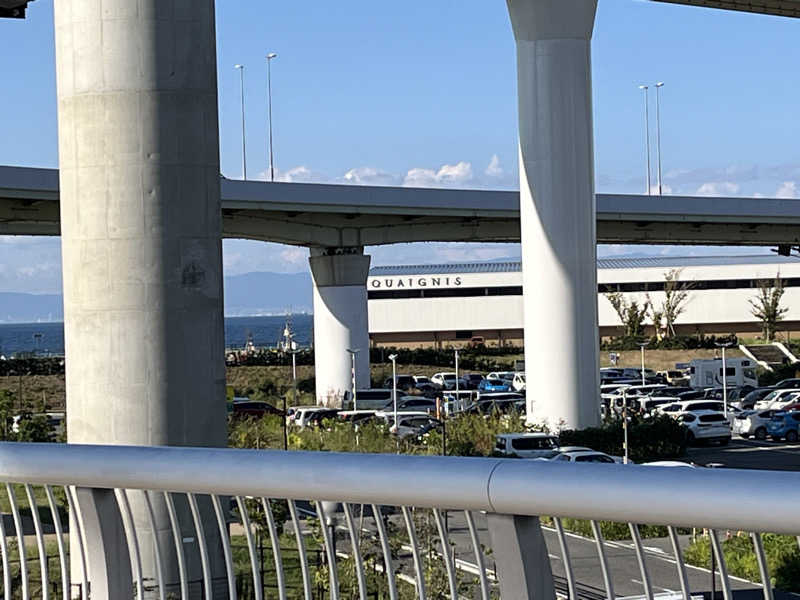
[73,487,133,599]
[487,514,556,600]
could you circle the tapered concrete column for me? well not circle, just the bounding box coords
[309,248,371,407]
[507,0,600,429]
[54,1,227,595]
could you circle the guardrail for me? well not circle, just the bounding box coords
[1,442,799,599]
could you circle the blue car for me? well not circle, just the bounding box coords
[766,411,800,442]
[478,377,512,393]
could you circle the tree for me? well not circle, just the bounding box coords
[604,290,650,338]
[659,269,694,338]
[749,277,788,342]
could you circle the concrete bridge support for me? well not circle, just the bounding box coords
[54,0,227,594]
[309,248,372,407]
[507,0,600,429]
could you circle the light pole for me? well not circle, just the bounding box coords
[454,349,460,401]
[346,348,360,411]
[266,52,278,182]
[637,340,650,386]
[639,84,651,195]
[388,354,398,433]
[655,82,665,195]
[716,340,734,418]
[234,64,247,180]
[622,387,630,464]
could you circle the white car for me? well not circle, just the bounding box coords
[732,409,775,440]
[487,371,515,382]
[658,399,725,417]
[550,448,623,464]
[287,406,337,428]
[677,410,731,445]
[494,433,560,459]
[431,372,459,390]
[755,389,800,411]
[512,372,526,392]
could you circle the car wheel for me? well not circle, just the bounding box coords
[740,433,750,439]
[719,437,730,446]
[754,427,767,441]
[787,430,799,443]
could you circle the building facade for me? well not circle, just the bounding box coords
[367,255,800,347]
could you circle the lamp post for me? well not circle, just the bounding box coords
[388,354,398,433]
[346,348,360,411]
[266,52,278,182]
[637,340,651,386]
[655,82,665,195]
[716,340,734,417]
[234,64,247,180]
[639,84,651,195]
[454,349,460,400]
[622,387,630,465]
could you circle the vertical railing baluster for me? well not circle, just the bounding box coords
[24,484,48,600]
[187,493,213,600]
[261,498,286,600]
[316,501,340,600]
[709,529,733,600]
[464,511,490,600]
[0,485,11,600]
[629,523,654,600]
[64,487,89,600]
[163,492,189,600]
[432,509,458,600]
[590,520,615,600]
[288,500,313,600]
[751,532,774,600]
[115,489,143,600]
[7,483,29,600]
[142,490,167,600]
[211,495,237,600]
[554,518,577,600]
[235,497,264,600]
[401,506,427,600]
[342,503,368,600]
[372,504,398,600]
[667,526,691,600]
[45,486,69,600]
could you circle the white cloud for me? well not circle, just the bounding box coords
[485,154,503,178]
[648,183,673,195]
[694,181,740,196]
[341,167,399,186]
[403,161,473,188]
[775,181,798,199]
[280,246,308,266]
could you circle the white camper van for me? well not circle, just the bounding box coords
[688,358,758,389]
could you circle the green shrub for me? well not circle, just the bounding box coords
[602,335,738,352]
[685,534,800,592]
[558,414,686,464]
[758,362,800,387]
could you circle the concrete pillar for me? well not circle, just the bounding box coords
[309,248,371,407]
[507,0,600,430]
[54,0,226,594]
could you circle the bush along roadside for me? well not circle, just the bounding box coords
[684,533,800,593]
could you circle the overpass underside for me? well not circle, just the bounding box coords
[655,0,800,17]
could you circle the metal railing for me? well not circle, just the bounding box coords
[1,442,800,599]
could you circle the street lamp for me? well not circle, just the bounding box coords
[639,84,652,195]
[622,387,630,464]
[388,354,398,432]
[715,340,734,417]
[266,52,278,182]
[234,64,247,180]
[637,340,651,386]
[654,82,665,195]
[454,349,460,400]
[346,348,360,411]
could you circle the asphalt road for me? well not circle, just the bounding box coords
[686,436,800,471]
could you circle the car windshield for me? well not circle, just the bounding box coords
[442,374,456,380]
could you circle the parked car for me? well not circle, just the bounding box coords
[382,374,416,391]
[766,411,800,442]
[382,396,437,414]
[384,413,442,438]
[478,377,512,393]
[494,433,560,459]
[337,410,378,424]
[772,378,800,390]
[463,373,485,390]
[754,389,800,411]
[550,450,622,464]
[487,371,515,382]
[305,409,341,427]
[512,372,526,392]
[352,389,395,410]
[431,372,466,390]
[677,410,731,445]
[288,406,339,428]
[735,387,775,410]
[658,400,725,416]
[231,401,283,419]
[657,370,690,386]
[464,399,521,416]
[732,409,774,440]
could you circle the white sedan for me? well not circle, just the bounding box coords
[549,449,623,464]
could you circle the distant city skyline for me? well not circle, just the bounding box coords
[1,0,798,294]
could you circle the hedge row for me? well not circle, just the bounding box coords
[601,334,739,351]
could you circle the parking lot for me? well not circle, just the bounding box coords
[687,437,800,471]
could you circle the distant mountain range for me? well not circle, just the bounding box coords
[0,271,314,323]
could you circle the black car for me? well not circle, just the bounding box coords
[463,374,485,390]
[739,387,775,410]
[384,397,437,412]
[231,401,284,419]
[382,375,416,391]
[305,409,340,427]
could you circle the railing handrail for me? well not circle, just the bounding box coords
[2,442,799,534]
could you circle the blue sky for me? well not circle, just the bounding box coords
[2,1,799,293]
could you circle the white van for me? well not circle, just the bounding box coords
[494,433,560,459]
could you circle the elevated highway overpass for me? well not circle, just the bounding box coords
[2,165,800,246]
[656,0,800,17]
